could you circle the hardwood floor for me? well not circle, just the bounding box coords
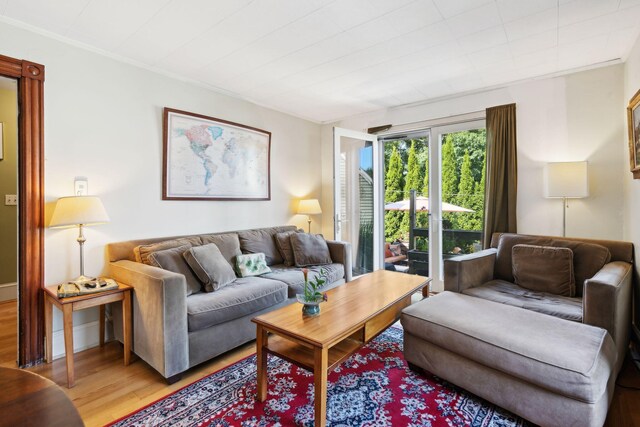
[0,300,639,426]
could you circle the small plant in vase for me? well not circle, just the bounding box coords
[296,268,328,316]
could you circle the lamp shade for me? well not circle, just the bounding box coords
[50,196,110,228]
[544,161,589,198]
[297,199,322,215]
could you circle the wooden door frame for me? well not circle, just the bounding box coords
[0,54,45,367]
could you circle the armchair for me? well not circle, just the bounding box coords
[444,232,633,376]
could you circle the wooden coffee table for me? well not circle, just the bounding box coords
[252,270,430,427]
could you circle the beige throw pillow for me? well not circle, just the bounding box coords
[134,237,202,265]
[512,244,575,296]
[290,233,332,267]
[145,244,202,296]
[183,243,237,292]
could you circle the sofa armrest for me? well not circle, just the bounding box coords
[444,248,497,293]
[326,240,352,282]
[583,261,632,357]
[109,260,189,379]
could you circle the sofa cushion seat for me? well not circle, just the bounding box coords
[401,292,616,403]
[186,277,287,332]
[462,280,583,322]
[261,263,345,297]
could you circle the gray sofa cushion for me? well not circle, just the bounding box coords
[186,277,287,331]
[512,244,575,296]
[274,230,299,266]
[495,234,611,296]
[401,291,615,403]
[183,243,237,292]
[262,264,345,297]
[462,280,583,322]
[238,227,297,265]
[200,233,242,267]
[290,233,333,267]
[146,244,202,296]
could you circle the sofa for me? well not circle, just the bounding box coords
[107,225,352,382]
[401,233,633,426]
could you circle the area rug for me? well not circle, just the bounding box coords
[110,327,529,426]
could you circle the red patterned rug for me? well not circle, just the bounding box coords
[110,327,530,426]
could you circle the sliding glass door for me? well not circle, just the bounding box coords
[382,120,486,291]
[333,127,381,276]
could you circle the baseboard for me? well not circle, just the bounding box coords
[51,320,100,360]
[0,282,17,302]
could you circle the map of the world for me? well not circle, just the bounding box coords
[164,109,270,200]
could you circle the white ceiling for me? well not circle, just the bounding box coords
[2,0,640,123]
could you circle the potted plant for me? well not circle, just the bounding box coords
[296,268,328,316]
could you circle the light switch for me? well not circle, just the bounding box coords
[5,195,17,205]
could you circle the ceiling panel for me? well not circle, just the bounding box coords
[2,0,639,122]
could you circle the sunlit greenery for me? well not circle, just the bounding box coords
[384,130,486,248]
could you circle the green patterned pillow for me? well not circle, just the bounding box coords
[235,253,271,277]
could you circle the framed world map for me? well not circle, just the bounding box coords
[163,108,271,200]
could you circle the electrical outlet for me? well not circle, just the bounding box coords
[5,195,17,206]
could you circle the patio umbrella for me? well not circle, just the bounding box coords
[384,196,474,213]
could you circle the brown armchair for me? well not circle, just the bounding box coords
[444,232,633,376]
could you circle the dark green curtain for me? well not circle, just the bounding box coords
[483,103,517,248]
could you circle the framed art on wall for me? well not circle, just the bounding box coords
[163,108,271,200]
[627,89,640,179]
[0,122,3,160]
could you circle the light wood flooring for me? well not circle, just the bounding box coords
[0,300,639,426]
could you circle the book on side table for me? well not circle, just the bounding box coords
[57,277,118,298]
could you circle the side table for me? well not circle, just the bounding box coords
[43,282,132,388]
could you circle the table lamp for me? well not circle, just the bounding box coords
[50,196,110,283]
[297,199,322,233]
[544,161,588,237]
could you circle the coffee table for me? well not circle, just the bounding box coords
[252,270,430,427]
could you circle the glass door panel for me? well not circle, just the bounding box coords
[333,128,380,277]
[430,122,486,291]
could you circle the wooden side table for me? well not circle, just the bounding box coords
[43,282,132,388]
[0,367,83,426]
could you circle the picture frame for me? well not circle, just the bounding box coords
[627,89,640,179]
[0,122,3,160]
[162,108,271,200]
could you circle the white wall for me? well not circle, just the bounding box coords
[322,65,626,243]
[0,21,321,356]
[623,33,640,337]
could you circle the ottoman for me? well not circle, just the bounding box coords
[401,292,617,427]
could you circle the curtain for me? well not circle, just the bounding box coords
[483,103,517,248]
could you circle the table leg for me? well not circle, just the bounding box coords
[44,296,52,363]
[122,290,132,366]
[314,346,329,427]
[256,326,268,401]
[99,305,105,347]
[62,304,75,388]
[422,283,430,298]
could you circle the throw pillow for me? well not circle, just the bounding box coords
[512,244,575,296]
[199,233,242,268]
[183,243,237,292]
[145,244,202,296]
[238,228,288,265]
[134,236,202,265]
[275,230,301,266]
[236,253,272,277]
[290,233,333,267]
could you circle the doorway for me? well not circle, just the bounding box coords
[382,120,486,291]
[333,127,381,276]
[0,75,18,365]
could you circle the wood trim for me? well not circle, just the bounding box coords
[0,55,45,367]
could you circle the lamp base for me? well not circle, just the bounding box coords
[72,275,96,285]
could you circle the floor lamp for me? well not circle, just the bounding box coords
[50,196,110,283]
[297,199,322,233]
[544,161,588,237]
